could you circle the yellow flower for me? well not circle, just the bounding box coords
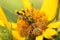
[17,0,59,40]
[0,0,59,40]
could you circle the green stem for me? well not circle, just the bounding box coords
[56,0,60,21]
[25,36,36,40]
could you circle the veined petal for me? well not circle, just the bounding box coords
[40,0,58,22]
[12,23,25,40]
[36,35,43,40]
[47,21,60,28]
[43,28,57,39]
[22,0,32,10]
[0,6,11,30]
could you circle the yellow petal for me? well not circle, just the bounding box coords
[36,35,43,40]
[47,21,60,28]
[12,30,25,40]
[11,23,17,29]
[40,0,58,21]
[22,0,32,10]
[12,23,25,40]
[0,6,11,30]
[0,20,5,26]
[43,28,57,39]
[0,37,2,40]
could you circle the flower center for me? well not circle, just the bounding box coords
[17,9,48,37]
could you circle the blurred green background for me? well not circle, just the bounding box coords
[0,0,43,23]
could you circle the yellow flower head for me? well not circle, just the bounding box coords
[16,0,59,40]
[0,0,59,40]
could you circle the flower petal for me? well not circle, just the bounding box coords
[12,23,25,40]
[47,21,60,28]
[0,6,11,30]
[0,20,5,26]
[11,23,17,29]
[22,0,32,10]
[12,30,25,40]
[36,35,43,40]
[40,0,58,22]
[43,28,57,39]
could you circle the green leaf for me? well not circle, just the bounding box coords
[0,26,11,40]
[54,32,60,40]
[2,6,18,22]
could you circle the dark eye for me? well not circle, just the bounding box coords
[22,10,25,13]
[17,12,22,15]
[17,12,20,15]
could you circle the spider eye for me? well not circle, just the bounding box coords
[22,10,25,13]
[17,12,23,15]
[17,12,20,15]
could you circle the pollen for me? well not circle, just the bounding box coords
[17,9,48,37]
